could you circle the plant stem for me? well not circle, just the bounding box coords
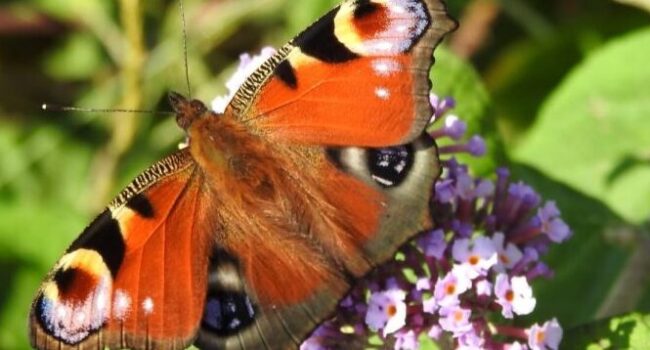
[89,0,145,210]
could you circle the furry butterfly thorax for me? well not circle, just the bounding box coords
[29,1,457,349]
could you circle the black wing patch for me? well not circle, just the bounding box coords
[67,210,125,278]
[292,6,359,63]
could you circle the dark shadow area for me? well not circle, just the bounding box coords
[606,154,650,186]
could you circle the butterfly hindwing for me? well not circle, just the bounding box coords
[228,0,456,147]
[194,135,440,350]
[29,150,216,350]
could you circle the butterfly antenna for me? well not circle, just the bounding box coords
[42,104,173,115]
[179,0,192,99]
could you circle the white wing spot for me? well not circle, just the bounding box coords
[372,59,401,76]
[375,87,391,100]
[142,297,154,315]
[94,288,109,313]
[113,289,132,320]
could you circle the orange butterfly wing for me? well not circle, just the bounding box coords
[228,0,456,147]
[29,0,456,349]
[30,151,215,350]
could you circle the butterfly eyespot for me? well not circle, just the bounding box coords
[34,264,112,345]
[367,145,414,188]
[201,291,257,336]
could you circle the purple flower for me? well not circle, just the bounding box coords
[495,274,536,318]
[416,229,447,259]
[435,179,456,203]
[506,342,529,350]
[438,305,473,336]
[537,202,571,243]
[474,178,495,198]
[434,267,472,307]
[428,114,467,140]
[430,94,456,120]
[427,324,442,339]
[394,330,419,350]
[457,328,486,349]
[528,318,563,350]
[365,289,407,336]
[299,324,334,350]
[415,277,431,291]
[492,232,524,272]
[466,135,487,156]
[211,47,276,112]
[475,278,492,297]
[527,262,554,280]
[452,237,498,279]
[455,172,477,200]
[422,296,438,314]
[439,136,488,157]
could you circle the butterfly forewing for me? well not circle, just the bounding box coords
[227,0,456,147]
[30,150,216,350]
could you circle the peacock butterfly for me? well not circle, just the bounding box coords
[29,0,456,349]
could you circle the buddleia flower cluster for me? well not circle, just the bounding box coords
[214,48,570,350]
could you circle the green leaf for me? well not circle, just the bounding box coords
[432,47,491,129]
[513,27,650,224]
[563,312,650,349]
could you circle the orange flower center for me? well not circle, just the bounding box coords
[505,290,514,302]
[536,330,546,343]
[445,284,456,295]
[386,304,397,317]
[468,255,479,265]
[453,310,464,322]
[500,254,510,264]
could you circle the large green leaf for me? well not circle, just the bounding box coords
[563,312,650,349]
[432,47,492,131]
[514,27,650,224]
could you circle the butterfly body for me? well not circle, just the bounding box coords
[177,95,378,303]
[29,0,456,349]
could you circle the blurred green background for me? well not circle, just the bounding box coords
[1,0,650,348]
